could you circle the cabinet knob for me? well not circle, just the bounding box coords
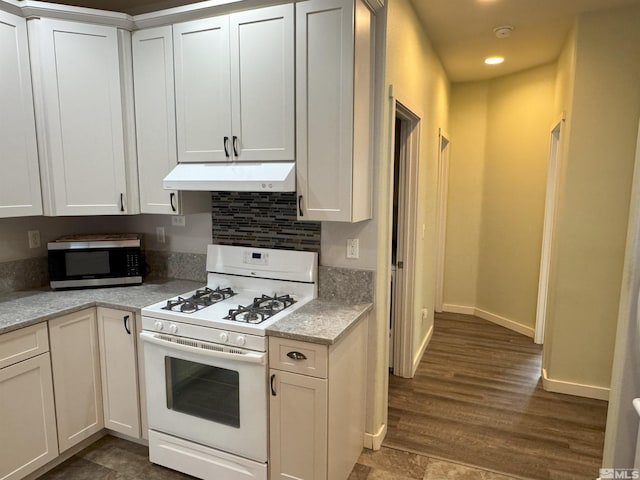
[286,351,307,361]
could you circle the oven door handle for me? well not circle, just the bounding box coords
[140,331,266,365]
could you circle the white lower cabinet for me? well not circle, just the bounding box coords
[269,316,367,480]
[0,324,58,480]
[97,307,141,438]
[49,309,104,453]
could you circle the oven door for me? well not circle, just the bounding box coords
[140,331,268,462]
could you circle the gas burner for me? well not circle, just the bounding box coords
[193,287,236,304]
[225,305,268,324]
[225,293,296,324]
[161,287,236,313]
[252,294,295,312]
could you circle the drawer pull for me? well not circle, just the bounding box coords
[286,351,307,361]
[270,374,277,396]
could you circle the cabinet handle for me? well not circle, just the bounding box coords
[270,374,276,396]
[232,136,239,157]
[298,195,303,216]
[123,315,131,335]
[120,193,125,212]
[170,192,177,212]
[286,351,307,361]
[223,136,230,158]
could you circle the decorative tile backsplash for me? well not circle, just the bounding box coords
[211,192,321,252]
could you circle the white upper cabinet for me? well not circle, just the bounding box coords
[28,18,137,216]
[174,4,294,163]
[296,0,374,222]
[0,10,43,217]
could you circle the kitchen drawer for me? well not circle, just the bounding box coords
[0,323,49,369]
[269,337,328,378]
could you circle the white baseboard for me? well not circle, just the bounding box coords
[412,324,433,376]
[364,423,387,450]
[442,303,475,315]
[474,308,535,338]
[542,368,610,401]
[443,304,535,338]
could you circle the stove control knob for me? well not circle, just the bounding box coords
[168,324,178,334]
[219,332,229,343]
[236,336,246,347]
[154,321,164,331]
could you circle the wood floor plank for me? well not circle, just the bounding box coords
[383,312,608,480]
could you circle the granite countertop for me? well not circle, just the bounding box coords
[0,283,373,345]
[0,279,202,335]
[266,299,372,345]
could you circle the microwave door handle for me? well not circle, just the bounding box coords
[139,331,266,365]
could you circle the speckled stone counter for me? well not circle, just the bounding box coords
[267,299,372,345]
[0,279,201,335]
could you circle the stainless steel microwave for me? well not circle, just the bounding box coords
[48,234,143,289]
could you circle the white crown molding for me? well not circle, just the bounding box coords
[1,0,134,29]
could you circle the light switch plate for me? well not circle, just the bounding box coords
[171,215,186,227]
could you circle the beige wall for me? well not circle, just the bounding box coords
[476,65,555,328]
[443,82,488,309]
[543,5,640,389]
[385,0,449,363]
[444,64,556,331]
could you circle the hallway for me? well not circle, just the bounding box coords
[380,312,608,479]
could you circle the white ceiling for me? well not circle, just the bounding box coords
[410,0,640,82]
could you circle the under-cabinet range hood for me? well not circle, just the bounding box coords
[163,162,296,192]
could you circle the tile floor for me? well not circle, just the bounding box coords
[38,435,522,480]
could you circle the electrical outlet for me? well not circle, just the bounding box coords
[28,230,40,249]
[346,238,359,259]
[171,215,186,227]
[422,308,428,321]
[156,226,165,244]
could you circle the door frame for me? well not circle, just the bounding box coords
[391,99,421,378]
[435,129,450,313]
[535,116,565,344]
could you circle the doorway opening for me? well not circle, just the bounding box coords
[389,100,421,378]
[535,118,564,344]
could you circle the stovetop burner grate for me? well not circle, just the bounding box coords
[225,294,296,324]
[161,287,236,313]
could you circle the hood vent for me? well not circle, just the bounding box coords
[163,162,296,192]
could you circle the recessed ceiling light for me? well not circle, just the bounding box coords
[484,56,505,65]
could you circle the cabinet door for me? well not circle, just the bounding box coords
[29,19,128,216]
[132,26,181,214]
[229,5,294,162]
[49,309,104,452]
[97,307,140,438]
[296,0,355,221]
[269,370,327,480]
[0,354,58,480]
[0,11,42,217]
[174,16,232,163]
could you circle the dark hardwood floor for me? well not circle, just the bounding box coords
[383,312,608,480]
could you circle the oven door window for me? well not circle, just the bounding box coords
[165,357,240,428]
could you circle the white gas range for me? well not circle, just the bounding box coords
[140,244,318,480]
